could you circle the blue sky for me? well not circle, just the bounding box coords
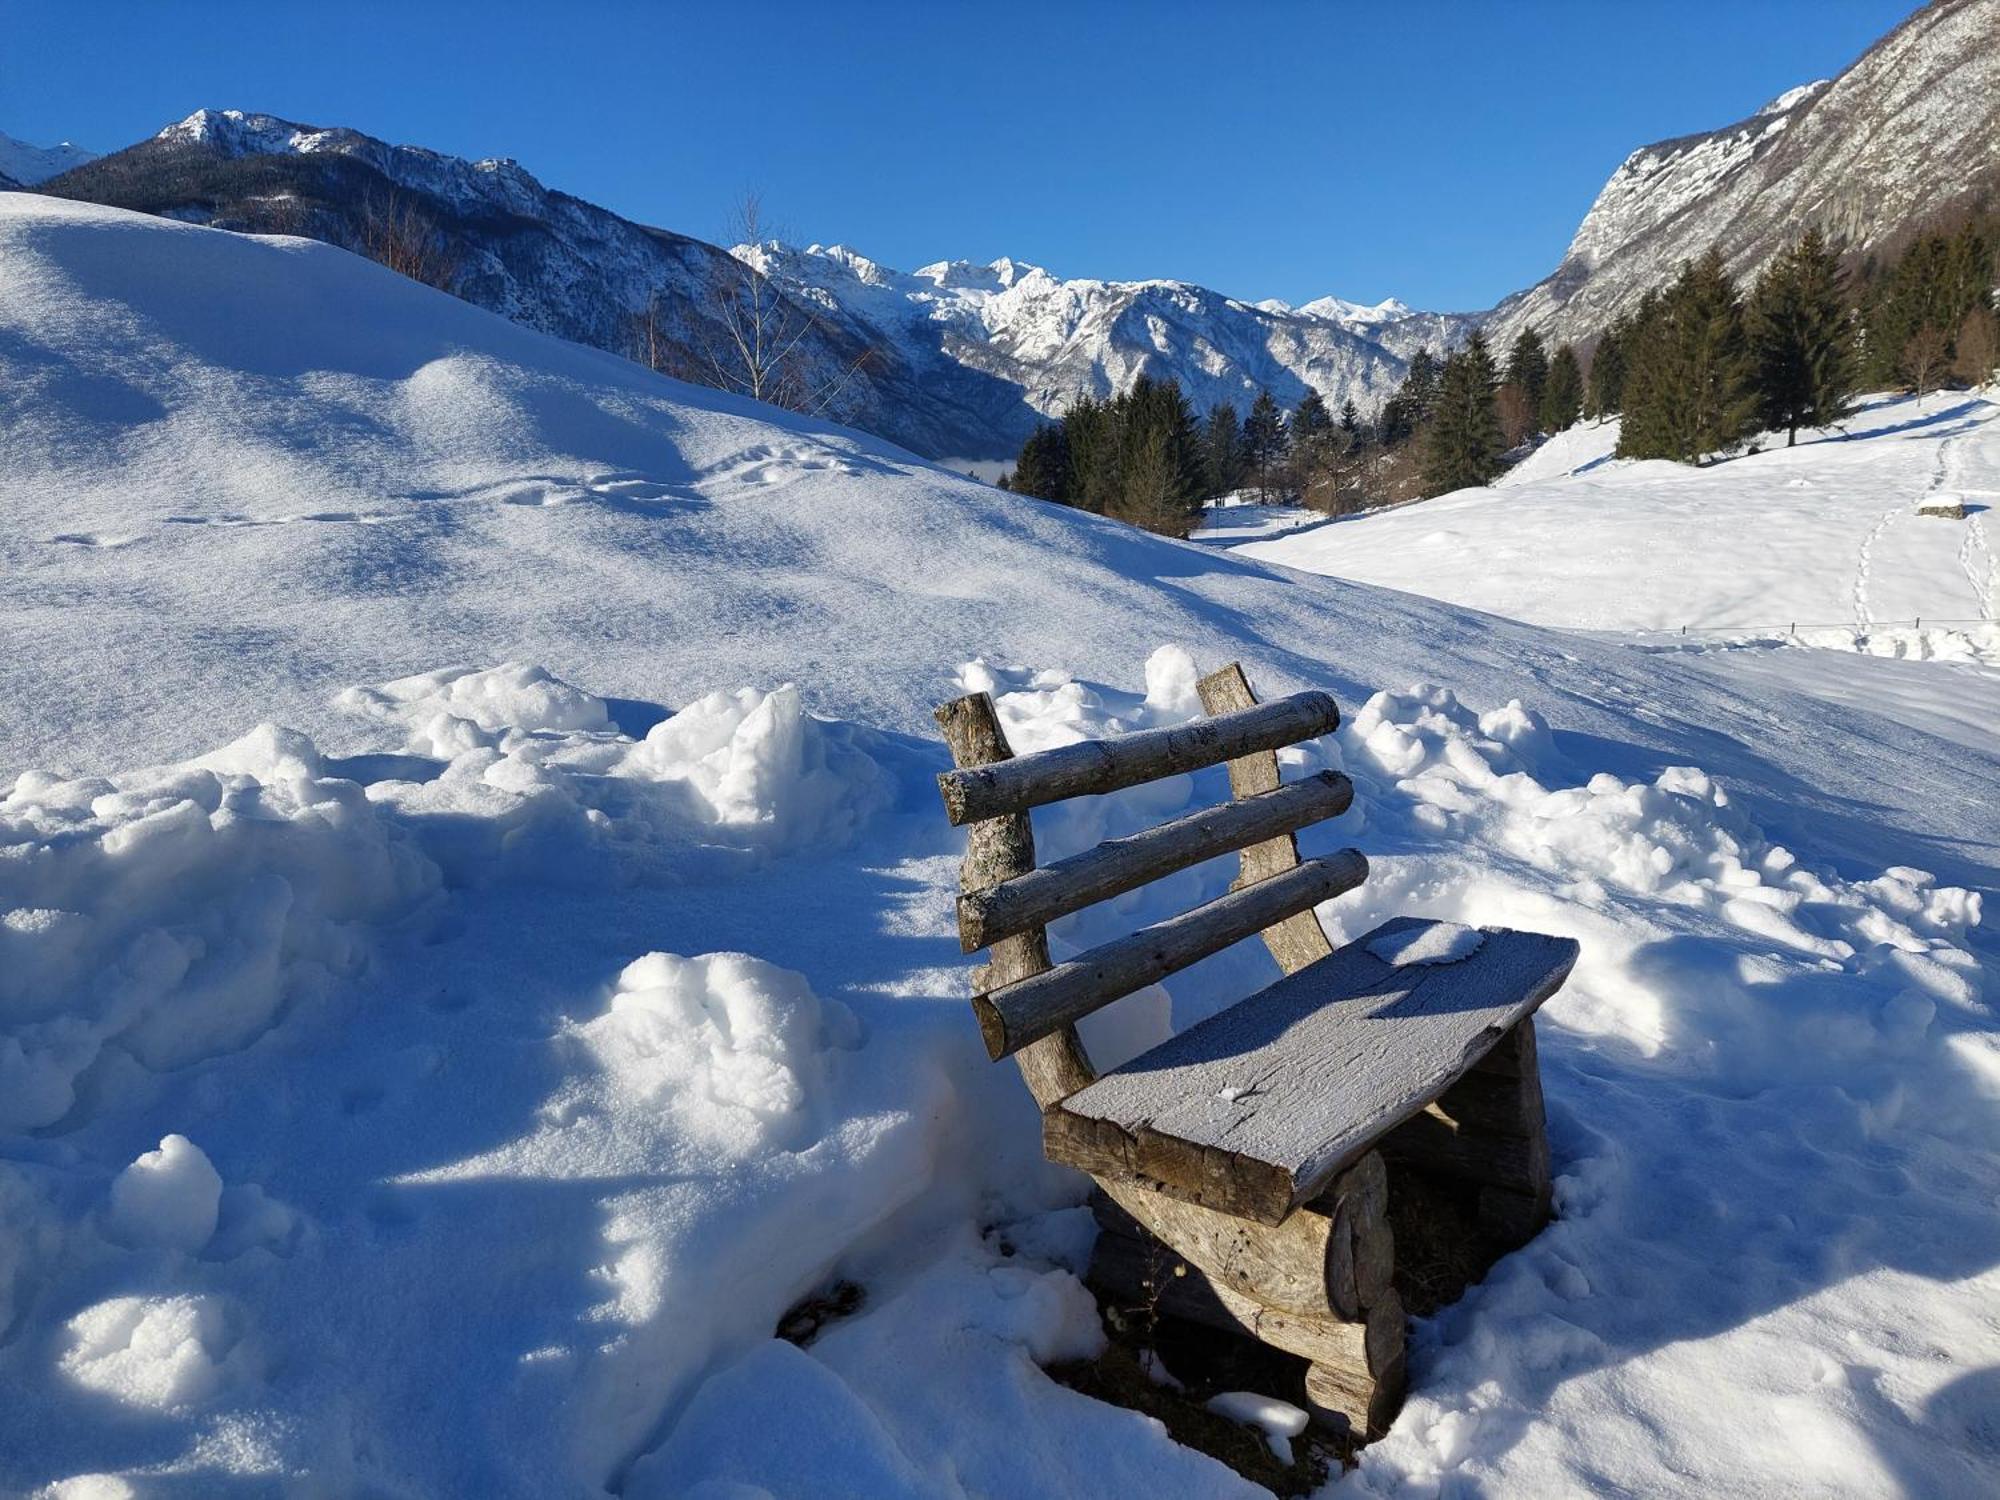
[6,0,1918,310]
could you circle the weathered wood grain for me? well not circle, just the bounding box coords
[1046,918,1579,1224]
[956,770,1353,952]
[1089,1226,1399,1377]
[972,851,1369,1060]
[935,693,1094,1107]
[936,690,1340,826]
[1197,663,1335,976]
[1093,1148,1385,1323]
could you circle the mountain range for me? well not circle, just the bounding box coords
[12,0,1996,459]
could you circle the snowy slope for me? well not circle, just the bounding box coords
[1485,0,2000,348]
[0,130,97,187]
[1238,396,2000,666]
[1,197,1995,1499]
[738,242,1473,455]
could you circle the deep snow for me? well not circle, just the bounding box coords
[1,197,1995,1499]
[1239,402,2000,668]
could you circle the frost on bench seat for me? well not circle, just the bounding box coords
[1044,917,1579,1225]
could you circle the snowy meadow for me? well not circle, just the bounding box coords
[0,197,1995,1498]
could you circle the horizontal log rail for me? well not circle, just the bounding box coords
[971,850,1367,1059]
[936,690,1340,827]
[957,770,1353,952]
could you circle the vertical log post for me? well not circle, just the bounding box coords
[936,692,1095,1107]
[1196,663,1335,977]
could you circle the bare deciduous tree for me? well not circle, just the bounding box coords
[359,191,458,292]
[1901,324,1952,404]
[1953,306,1998,389]
[699,193,873,416]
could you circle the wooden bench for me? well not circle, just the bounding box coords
[936,662,1579,1440]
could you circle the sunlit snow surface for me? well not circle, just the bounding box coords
[1240,398,2000,667]
[1,198,1995,1498]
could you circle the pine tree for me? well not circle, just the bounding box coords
[1402,349,1441,420]
[1746,228,1857,446]
[1586,324,1627,417]
[1114,376,1205,535]
[1504,329,1550,413]
[1421,332,1504,495]
[1540,343,1584,431]
[1063,395,1120,515]
[1338,398,1362,441]
[1009,422,1071,502]
[1202,402,1248,498]
[1292,391,1333,441]
[1244,390,1289,501]
[1618,251,1756,464]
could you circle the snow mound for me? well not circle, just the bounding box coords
[586,951,859,1151]
[0,726,438,1129]
[106,1135,223,1252]
[59,1294,257,1411]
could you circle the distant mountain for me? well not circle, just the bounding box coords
[34,109,1020,459]
[34,110,1472,460]
[0,130,97,187]
[737,242,1475,455]
[1486,0,2000,349]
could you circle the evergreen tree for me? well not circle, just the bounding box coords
[1338,398,1362,441]
[1244,390,1290,501]
[1402,349,1442,420]
[1063,395,1120,515]
[1293,391,1333,441]
[1618,251,1756,464]
[1540,343,1584,431]
[1114,376,1205,535]
[1586,324,1627,417]
[1504,329,1550,413]
[1009,422,1071,502]
[1201,402,1248,498]
[1421,332,1504,495]
[1746,228,1857,446]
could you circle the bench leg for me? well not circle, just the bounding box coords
[1087,1151,1408,1443]
[1379,1016,1554,1256]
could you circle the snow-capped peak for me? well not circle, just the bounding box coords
[1756,79,1831,117]
[0,129,98,185]
[1297,294,1414,327]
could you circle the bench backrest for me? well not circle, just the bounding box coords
[935,662,1365,1103]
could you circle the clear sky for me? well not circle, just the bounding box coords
[5,0,1921,311]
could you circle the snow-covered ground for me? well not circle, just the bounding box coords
[1238,400,2000,668]
[2,197,1995,1499]
[1190,498,1332,545]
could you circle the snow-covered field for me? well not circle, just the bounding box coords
[2,197,1995,1498]
[1238,401,2000,668]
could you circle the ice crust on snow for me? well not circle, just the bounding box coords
[0,196,1994,1500]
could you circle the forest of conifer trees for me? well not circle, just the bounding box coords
[1001,213,1998,530]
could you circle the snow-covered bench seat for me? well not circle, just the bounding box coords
[935,662,1578,1442]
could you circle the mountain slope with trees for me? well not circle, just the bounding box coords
[1484,0,2000,353]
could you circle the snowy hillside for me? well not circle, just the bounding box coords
[2,196,1995,1498]
[1238,397,2000,667]
[738,242,1473,457]
[1486,0,2000,348]
[0,129,97,187]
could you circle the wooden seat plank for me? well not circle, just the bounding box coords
[1044,917,1579,1225]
